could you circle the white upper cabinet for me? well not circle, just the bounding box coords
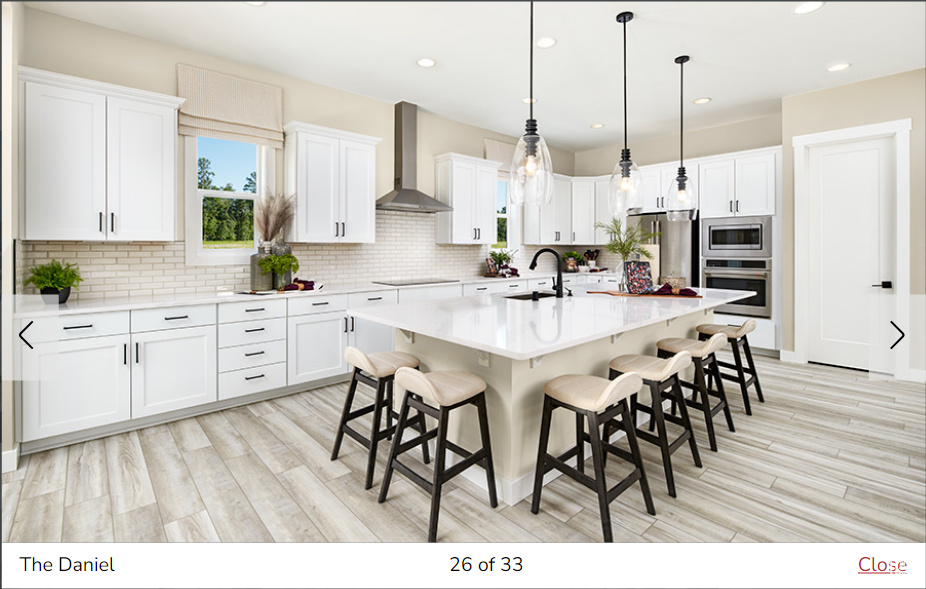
[699,148,778,218]
[21,68,183,241]
[638,165,666,213]
[284,122,381,243]
[570,179,596,245]
[594,178,613,245]
[524,174,573,245]
[434,153,501,245]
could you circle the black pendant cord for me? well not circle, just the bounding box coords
[529,0,534,122]
[679,59,683,168]
[622,17,627,152]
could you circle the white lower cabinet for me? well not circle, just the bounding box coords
[131,325,217,418]
[287,311,349,385]
[218,362,288,401]
[21,334,131,442]
[347,290,398,356]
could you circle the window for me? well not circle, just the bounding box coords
[185,136,275,265]
[495,179,508,249]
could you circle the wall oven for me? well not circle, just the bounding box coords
[702,259,772,318]
[702,215,772,258]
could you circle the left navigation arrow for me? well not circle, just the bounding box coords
[19,321,34,350]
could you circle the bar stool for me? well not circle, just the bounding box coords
[696,320,765,415]
[531,371,655,543]
[656,333,735,452]
[331,347,430,490]
[608,351,702,497]
[379,367,498,543]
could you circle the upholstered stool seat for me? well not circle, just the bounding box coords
[379,367,497,543]
[531,372,655,543]
[656,333,735,452]
[696,320,765,415]
[608,351,701,497]
[331,347,429,490]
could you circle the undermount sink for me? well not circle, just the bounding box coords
[504,291,557,301]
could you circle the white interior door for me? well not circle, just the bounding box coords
[808,136,894,370]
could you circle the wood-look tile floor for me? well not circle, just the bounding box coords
[3,355,924,543]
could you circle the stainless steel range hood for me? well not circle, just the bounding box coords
[376,102,452,213]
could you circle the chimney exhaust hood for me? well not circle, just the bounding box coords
[376,102,452,213]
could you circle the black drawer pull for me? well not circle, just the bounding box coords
[63,324,93,330]
[476,287,487,291]
[245,374,265,381]
[312,302,329,306]
[164,315,189,321]
[245,308,265,313]
[367,296,382,301]
[245,327,265,333]
[509,284,519,287]
[244,350,265,357]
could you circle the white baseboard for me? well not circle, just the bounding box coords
[779,350,803,364]
[2,445,20,474]
[898,368,926,384]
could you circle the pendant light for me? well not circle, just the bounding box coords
[510,0,554,206]
[609,11,645,216]
[665,55,698,221]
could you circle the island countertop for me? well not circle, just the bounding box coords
[349,286,753,361]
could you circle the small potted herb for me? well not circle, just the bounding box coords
[562,251,582,273]
[258,253,300,291]
[25,259,83,304]
[488,249,519,277]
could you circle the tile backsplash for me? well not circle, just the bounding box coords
[19,211,624,300]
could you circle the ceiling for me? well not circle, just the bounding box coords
[24,1,926,152]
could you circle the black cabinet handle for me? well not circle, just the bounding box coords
[735,200,740,213]
[312,301,329,306]
[367,297,382,301]
[477,228,481,240]
[509,284,519,288]
[135,342,139,364]
[245,327,265,333]
[335,222,339,237]
[164,315,189,321]
[111,213,115,232]
[64,324,93,330]
[729,201,734,213]
[124,343,127,365]
[476,287,487,291]
[341,222,345,237]
[245,374,265,381]
[244,350,265,357]
[350,317,355,332]
[99,212,103,232]
[245,308,265,313]
[344,317,348,333]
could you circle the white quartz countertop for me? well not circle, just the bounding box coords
[349,286,754,361]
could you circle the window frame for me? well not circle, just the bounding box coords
[492,171,520,252]
[184,136,276,266]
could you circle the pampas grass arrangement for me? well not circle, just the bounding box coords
[254,193,295,244]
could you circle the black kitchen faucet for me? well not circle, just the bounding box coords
[529,248,564,298]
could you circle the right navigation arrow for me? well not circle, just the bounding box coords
[890,321,905,350]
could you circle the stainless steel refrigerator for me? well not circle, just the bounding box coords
[627,213,700,287]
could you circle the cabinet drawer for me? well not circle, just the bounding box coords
[347,290,398,308]
[24,311,130,344]
[131,304,216,333]
[218,318,286,348]
[288,294,348,316]
[218,299,286,324]
[528,278,554,290]
[218,339,286,373]
[219,362,287,401]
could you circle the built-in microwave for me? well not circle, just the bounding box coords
[702,215,772,258]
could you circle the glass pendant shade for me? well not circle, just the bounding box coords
[608,158,644,215]
[509,131,554,206]
[664,168,698,221]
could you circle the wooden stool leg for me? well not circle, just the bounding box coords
[693,360,718,452]
[331,368,360,461]
[417,410,431,465]
[576,411,586,473]
[709,354,736,432]
[586,410,613,543]
[530,396,554,515]
[743,337,765,403]
[385,379,395,437]
[364,378,388,490]
[621,400,656,516]
[671,375,702,468]
[649,380,676,497]
[428,406,450,543]
[730,339,753,415]
[378,392,412,504]
[475,393,498,508]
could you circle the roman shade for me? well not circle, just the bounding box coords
[177,64,283,149]
[483,138,516,173]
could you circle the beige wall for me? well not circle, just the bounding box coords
[574,114,782,176]
[2,1,25,454]
[781,69,925,370]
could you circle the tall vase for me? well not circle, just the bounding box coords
[620,259,630,293]
[249,244,273,291]
[271,240,293,289]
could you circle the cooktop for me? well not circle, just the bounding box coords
[372,279,460,287]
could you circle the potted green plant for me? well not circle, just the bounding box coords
[595,218,659,291]
[258,253,300,291]
[25,259,83,304]
[562,251,582,273]
[488,249,517,276]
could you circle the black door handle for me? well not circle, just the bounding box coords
[871,281,893,289]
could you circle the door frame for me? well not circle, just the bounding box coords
[790,119,912,379]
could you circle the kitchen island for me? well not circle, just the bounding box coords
[349,285,753,504]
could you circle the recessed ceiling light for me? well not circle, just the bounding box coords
[590,123,605,129]
[693,97,712,105]
[245,1,266,6]
[793,2,825,15]
[522,97,537,104]
[416,58,436,68]
[827,62,851,72]
[536,37,557,49]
